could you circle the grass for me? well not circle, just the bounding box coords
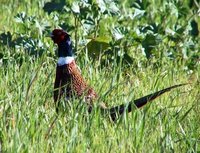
[0,53,199,152]
[0,0,200,152]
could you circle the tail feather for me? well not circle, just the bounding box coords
[109,83,187,121]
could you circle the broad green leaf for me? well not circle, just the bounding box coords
[96,0,106,13]
[86,36,111,57]
[72,2,80,14]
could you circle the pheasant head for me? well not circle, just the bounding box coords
[51,29,73,58]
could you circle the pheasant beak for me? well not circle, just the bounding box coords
[50,33,54,38]
[50,33,56,43]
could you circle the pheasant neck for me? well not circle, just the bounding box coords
[57,38,73,57]
[57,38,74,66]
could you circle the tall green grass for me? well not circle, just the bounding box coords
[0,0,199,152]
[0,51,199,152]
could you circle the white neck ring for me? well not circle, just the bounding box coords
[57,57,74,66]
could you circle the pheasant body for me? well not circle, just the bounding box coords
[54,59,99,109]
[51,29,187,121]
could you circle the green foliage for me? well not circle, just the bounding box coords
[0,0,199,152]
[1,0,199,70]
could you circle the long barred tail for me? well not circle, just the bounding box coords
[108,83,188,121]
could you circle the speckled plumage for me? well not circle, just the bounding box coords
[54,60,98,106]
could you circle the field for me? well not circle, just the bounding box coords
[0,0,199,152]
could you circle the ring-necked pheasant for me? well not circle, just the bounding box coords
[51,29,187,121]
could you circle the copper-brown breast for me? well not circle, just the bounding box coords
[61,60,98,103]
